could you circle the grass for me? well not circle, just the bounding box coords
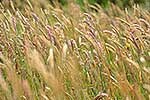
[0,0,150,100]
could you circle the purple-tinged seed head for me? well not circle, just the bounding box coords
[45,25,52,37]
[31,12,39,22]
[45,25,55,44]
[11,16,16,31]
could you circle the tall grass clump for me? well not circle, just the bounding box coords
[0,0,150,100]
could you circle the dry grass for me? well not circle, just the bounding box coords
[0,0,150,100]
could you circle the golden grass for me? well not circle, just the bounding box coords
[0,0,150,100]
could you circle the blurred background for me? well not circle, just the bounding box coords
[0,0,150,10]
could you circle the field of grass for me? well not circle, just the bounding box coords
[0,0,150,100]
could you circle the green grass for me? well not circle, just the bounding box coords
[0,0,150,100]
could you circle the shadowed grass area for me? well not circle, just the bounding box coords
[0,0,150,100]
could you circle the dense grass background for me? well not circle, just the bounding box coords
[0,0,150,100]
[76,0,148,8]
[1,0,150,9]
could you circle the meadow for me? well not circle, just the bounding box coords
[0,0,150,100]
